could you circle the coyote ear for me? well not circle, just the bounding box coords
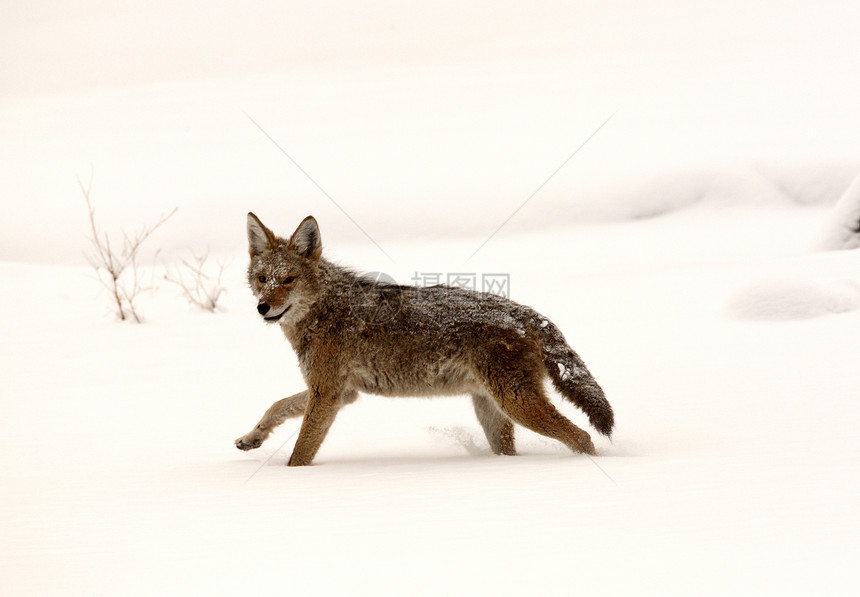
[288,215,322,260]
[247,212,276,257]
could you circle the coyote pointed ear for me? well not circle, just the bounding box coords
[247,212,277,257]
[288,215,322,260]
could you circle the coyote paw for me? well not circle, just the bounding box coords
[235,434,263,451]
[577,432,597,456]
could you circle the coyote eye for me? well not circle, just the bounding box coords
[282,276,296,285]
[258,275,267,283]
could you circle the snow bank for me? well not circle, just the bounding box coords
[813,170,860,251]
[724,244,860,322]
[724,278,860,321]
[3,0,860,265]
[556,162,857,224]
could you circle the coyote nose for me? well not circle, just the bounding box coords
[257,302,270,315]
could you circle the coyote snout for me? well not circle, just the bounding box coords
[236,213,614,466]
[257,301,292,323]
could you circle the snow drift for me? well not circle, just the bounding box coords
[814,170,860,251]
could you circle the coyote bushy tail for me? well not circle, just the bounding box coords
[539,320,614,437]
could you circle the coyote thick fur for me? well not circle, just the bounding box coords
[235,214,613,465]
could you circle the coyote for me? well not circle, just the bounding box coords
[235,214,614,465]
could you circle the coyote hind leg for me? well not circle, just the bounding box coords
[487,382,596,456]
[472,393,516,455]
[235,390,309,451]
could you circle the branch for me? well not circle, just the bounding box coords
[78,170,177,322]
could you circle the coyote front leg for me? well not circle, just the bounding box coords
[287,387,346,466]
[235,390,308,451]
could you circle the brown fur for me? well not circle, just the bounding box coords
[236,213,613,465]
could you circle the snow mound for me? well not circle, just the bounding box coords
[725,279,860,321]
[813,171,860,251]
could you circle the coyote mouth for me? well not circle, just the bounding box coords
[263,304,291,323]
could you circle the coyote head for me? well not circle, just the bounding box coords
[246,213,322,325]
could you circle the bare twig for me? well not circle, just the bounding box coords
[79,171,177,322]
[164,250,228,312]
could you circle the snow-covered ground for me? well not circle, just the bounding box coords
[2,208,858,595]
[2,2,860,595]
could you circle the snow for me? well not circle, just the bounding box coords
[726,278,860,321]
[557,362,568,378]
[2,1,860,595]
[814,171,860,251]
[2,208,858,595]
